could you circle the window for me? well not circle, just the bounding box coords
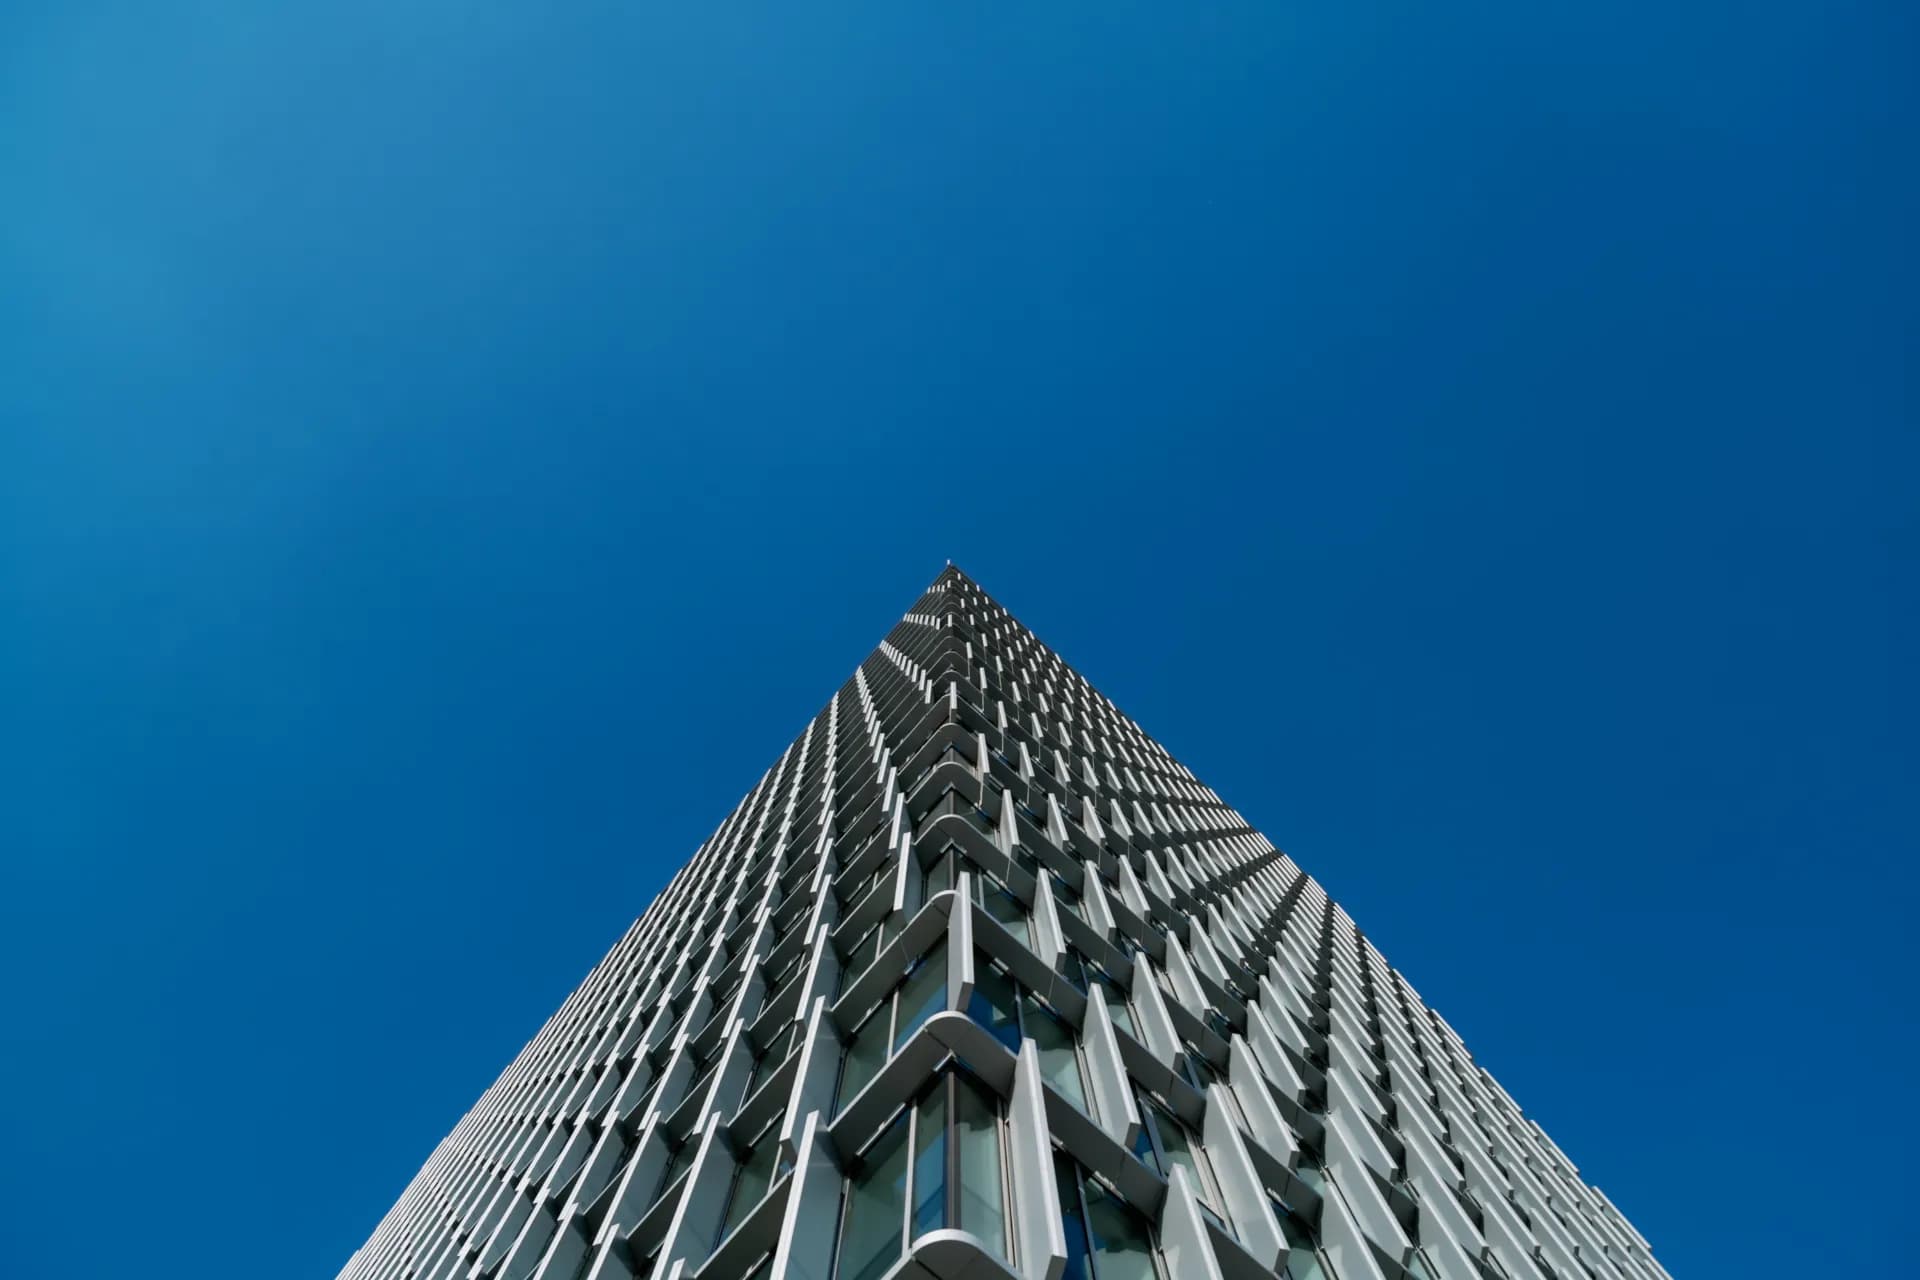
[953,1074,1008,1253]
[1130,1090,1223,1214]
[921,845,960,899]
[766,906,798,948]
[710,968,745,1010]
[964,956,1089,1111]
[833,1072,1011,1280]
[653,1004,690,1047]
[1223,970,1253,1004]
[835,941,950,1114]
[714,1113,791,1250]
[761,949,805,1004]
[836,1109,909,1280]
[968,958,1023,1054]
[1025,995,1089,1112]
[920,848,1032,948]
[1293,1147,1327,1196]
[681,1043,723,1108]
[1051,873,1085,921]
[894,943,949,1050]
[1063,948,1136,1041]
[1178,1040,1226,1093]
[1056,1153,1159,1280]
[741,1022,799,1107]
[1269,1189,1331,1280]
[838,917,899,993]
[653,1140,694,1207]
[838,858,894,913]
[838,1008,891,1115]
[626,1068,665,1120]
[974,868,1032,948]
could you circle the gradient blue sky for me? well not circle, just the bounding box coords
[3,3,1914,1277]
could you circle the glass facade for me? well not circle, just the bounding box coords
[836,940,949,1114]
[833,1071,1010,1279]
[1057,1154,1159,1280]
[338,567,1669,1280]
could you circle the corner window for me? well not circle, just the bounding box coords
[833,1071,1011,1279]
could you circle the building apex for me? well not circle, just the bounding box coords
[930,560,975,591]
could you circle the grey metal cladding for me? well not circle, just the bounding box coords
[338,566,1667,1280]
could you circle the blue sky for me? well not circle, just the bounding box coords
[2,2,1913,1276]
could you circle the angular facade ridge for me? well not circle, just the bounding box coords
[339,566,1667,1280]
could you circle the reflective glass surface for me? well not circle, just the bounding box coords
[955,1077,1006,1257]
[836,1118,908,1280]
[912,1088,949,1236]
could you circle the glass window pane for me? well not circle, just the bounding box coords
[893,942,949,1051]
[1130,1121,1161,1175]
[922,850,955,900]
[747,1025,797,1104]
[1062,950,1089,994]
[1083,1176,1158,1280]
[955,1076,1006,1258]
[979,879,1031,948]
[967,963,1022,1054]
[1024,998,1087,1111]
[837,1014,887,1115]
[1283,1234,1327,1280]
[1054,879,1085,919]
[656,1144,692,1201]
[1147,1104,1208,1202]
[849,927,880,979]
[1095,976,1136,1040]
[912,1087,949,1237]
[719,1135,782,1242]
[1055,1156,1092,1280]
[837,1118,908,1280]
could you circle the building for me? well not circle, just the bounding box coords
[338,566,1667,1280]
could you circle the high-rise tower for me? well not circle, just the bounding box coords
[339,567,1665,1280]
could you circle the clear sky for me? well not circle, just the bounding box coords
[2,3,1913,1277]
